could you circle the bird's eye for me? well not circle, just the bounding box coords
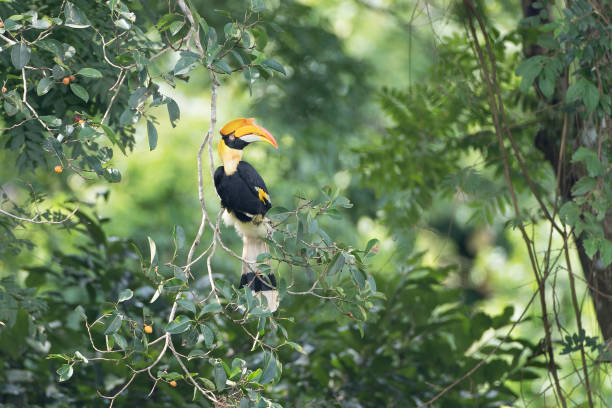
[229,135,235,141]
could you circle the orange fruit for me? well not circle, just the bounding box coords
[62,77,70,85]
[144,325,153,334]
[169,380,177,387]
[1,87,6,93]
[54,165,63,173]
[0,22,4,28]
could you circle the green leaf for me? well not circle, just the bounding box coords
[583,80,600,114]
[166,315,192,334]
[600,240,612,267]
[334,196,353,208]
[104,314,122,335]
[515,56,544,93]
[571,177,597,196]
[200,323,214,347]
[584,237,598,259]
[75,305,87,320]
[148,236,157,266]
[198,377,215,390]
[128,87,148,108]
[11,42,31,69]
[39,115,62,127]
[247,368,262,381]
[113,333,128,350]
[174,52,200,76]
[119,109,137,126]
[351,266,366,288]
[157,13,182,31]
[76,68,102,78]
[365,238,379,253]
[78,126,98,140]
[260,352,277,384]
[150,284,163,304]
[566,79,587,103]
[177,298,196,314]
[100,124,127,155]
[168,21,184,36]
[167,98,180,127]
[117,289,133,303]
[199,303,222,316]
[328,253,345,275]
[70,84,89,102]
[559,201,580,226]
[36,77,54,96]
[256,253,271,263]
[173,225,185,249]
[104,168,122,183]
[262,59,286,75]
[31,19,51,30]
[64,1,91,28]
[213,60,232,74]
[251,0,266,12]
[285,341,306,354]
[4,19,23,31]
[57,364,73,382]
[571,147,605,177]
[47,354,70,361]
[538,67,555,99]
[188,349,206,359]
[213,362,227,390]
[147,120,158,151]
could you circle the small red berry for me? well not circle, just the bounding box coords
[0,22,4,28]
[69,75,76,82]
[62,77,70,85]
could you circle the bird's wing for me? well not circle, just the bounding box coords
[214,166,224,193]
[237,161,272,207]
[214,162,270,219]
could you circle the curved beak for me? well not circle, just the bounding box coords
[220,118,278,148]
[235,124,278,148]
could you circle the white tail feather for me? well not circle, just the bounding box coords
[224,210,279,312]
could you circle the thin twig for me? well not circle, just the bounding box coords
[0,205,79,225]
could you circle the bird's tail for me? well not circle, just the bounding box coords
[240,232,279,312]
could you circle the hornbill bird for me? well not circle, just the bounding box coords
[214,118,279,312]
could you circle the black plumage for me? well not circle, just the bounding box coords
[214,161,271,222]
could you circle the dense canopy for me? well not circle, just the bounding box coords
[0,0,610,407]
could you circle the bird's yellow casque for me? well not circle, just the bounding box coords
[214,118,279,312]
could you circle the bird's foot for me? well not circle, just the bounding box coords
[251,214,263,225]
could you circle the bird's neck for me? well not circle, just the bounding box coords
[218,139,243,175]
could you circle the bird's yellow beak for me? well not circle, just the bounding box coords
[220,118,278,148]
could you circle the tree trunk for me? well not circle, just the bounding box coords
[524,0,612,343]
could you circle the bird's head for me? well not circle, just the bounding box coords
[219,118,278,150]
[218,118,277,173]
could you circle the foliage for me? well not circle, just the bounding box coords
[282,253,548,407]
[517,0,612,267]
[2,0,611,407]
[357,0,611,405]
